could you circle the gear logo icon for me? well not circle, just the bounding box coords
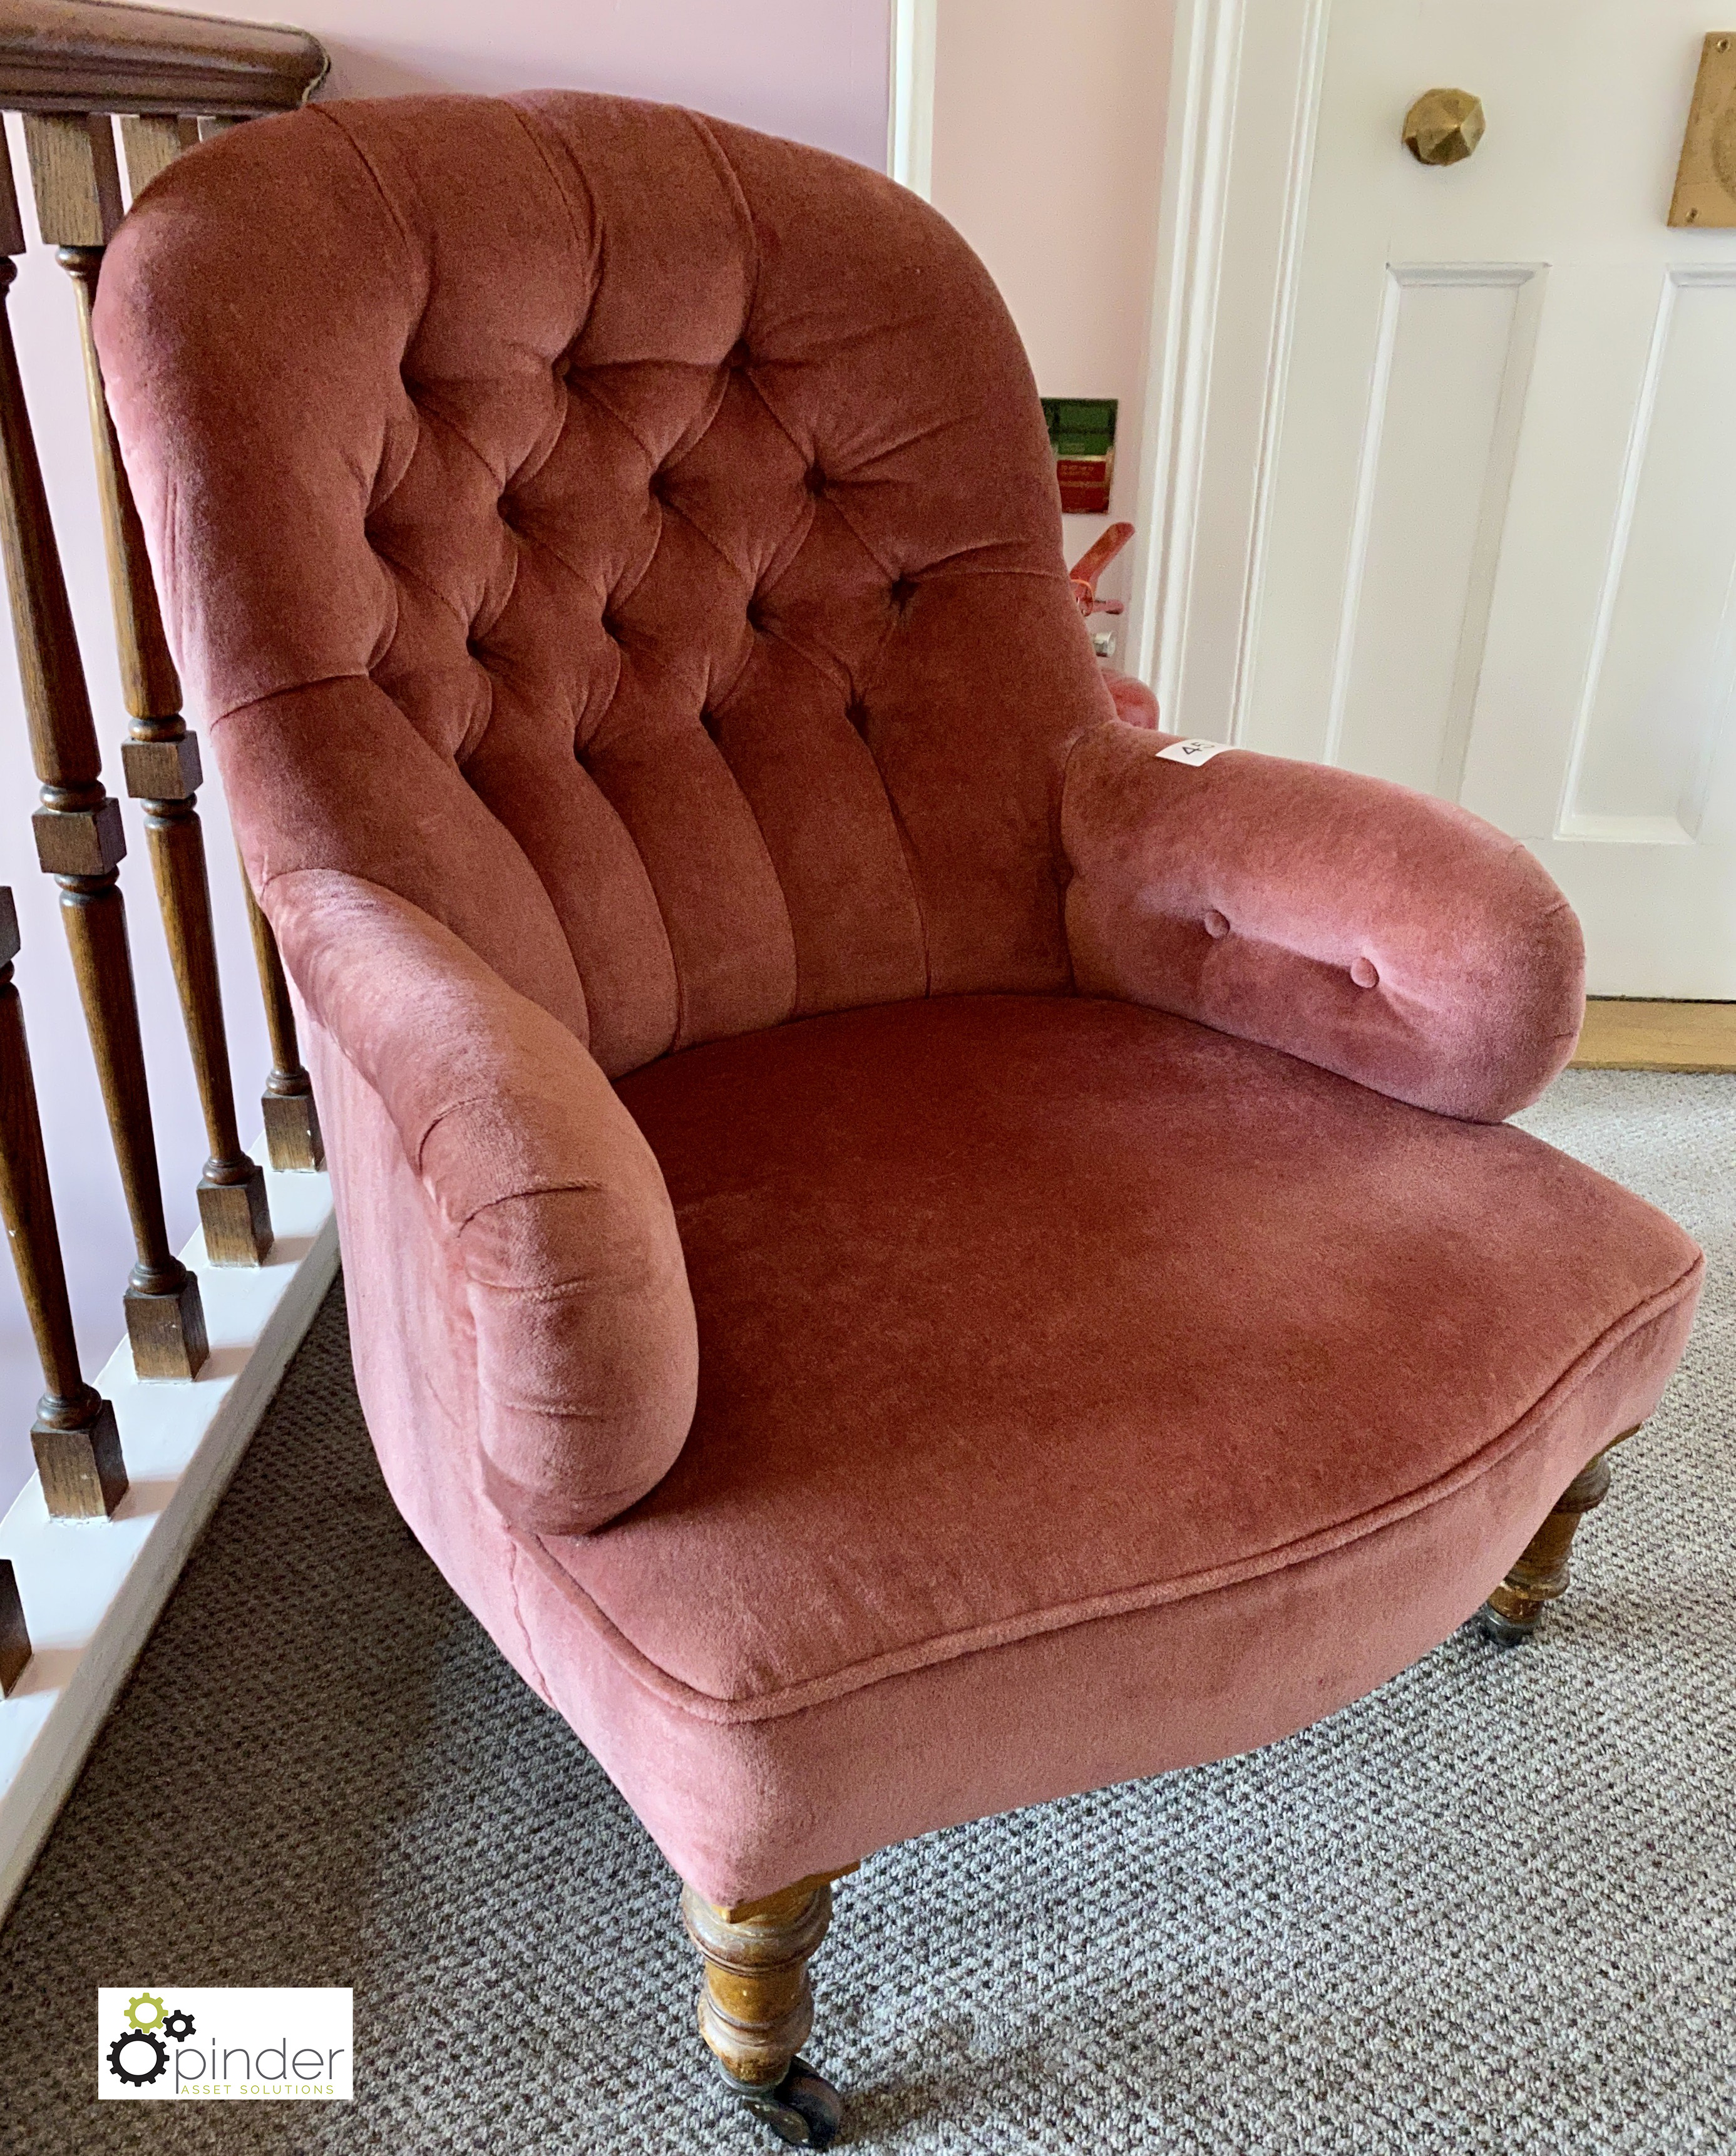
[106,1993,194,2090]
[107,2029,168,2087]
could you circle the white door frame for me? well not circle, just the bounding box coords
[888,0,938,198]
[1126,0,1330,734]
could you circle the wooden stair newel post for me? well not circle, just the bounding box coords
[0,123,206,1378]
[28,110,273,1266]
[0,889,128,1518]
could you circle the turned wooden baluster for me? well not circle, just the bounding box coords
[0,123,205,1377]
[119,115,200,192]
[0,889,127,1519]
[0,1558,28,1696]
[118,115,319,1174]
[83,112,316,1178]
[25,110,272,1264]
[241,870,324,1172]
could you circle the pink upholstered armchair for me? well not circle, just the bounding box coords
[95,94,1702,2145]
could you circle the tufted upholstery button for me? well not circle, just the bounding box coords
[746,596,769,632]
[1350,955,1379,989]
[600,612,622,644]
[648,467,669,504]
[804,463,828,497]
[888,576,917,613]
[726,339,752,372]
[697,706,719,740]
[1203,908,1230,940]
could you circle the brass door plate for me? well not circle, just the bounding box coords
[1670,33,1736,225]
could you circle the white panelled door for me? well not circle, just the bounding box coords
[1146,4,1736,993]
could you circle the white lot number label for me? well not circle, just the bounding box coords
[98,1987,352,2101]
[1156,738,1233,766]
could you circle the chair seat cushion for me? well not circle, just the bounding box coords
[510,995,1698,1898]
[554,995,1696,1698]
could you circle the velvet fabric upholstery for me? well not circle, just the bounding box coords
[96,91,1096,1074]
[267,870,696,1535]
[1066,727,1586,1121]
[304,987,1697,1904]
[91,91,1702,1909]
[597,995,1697,1708]
[1099,664,1160,728]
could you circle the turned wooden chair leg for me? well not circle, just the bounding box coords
[1479,1427,1638,1645]
[681,1873,845,2147]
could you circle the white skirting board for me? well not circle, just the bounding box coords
[0,1141,337,1926]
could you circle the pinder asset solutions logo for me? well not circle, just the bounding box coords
[98,1987,352,2101]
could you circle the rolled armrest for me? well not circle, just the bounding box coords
[1061,722,1584,1122]
[267,868,697,1534]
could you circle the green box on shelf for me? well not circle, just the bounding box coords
[1042,398,1117,458]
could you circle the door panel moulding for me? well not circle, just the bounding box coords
[1127,0,1330,733]
[888,0,937,198]
[1557,269,1680,841]
[1322,263,1544,796]
[1557,263,1736,848]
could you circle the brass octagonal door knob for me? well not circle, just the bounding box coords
[1404,87,1486,166]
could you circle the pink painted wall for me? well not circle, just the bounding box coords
[235,0,891,165]
[930,0,1170,640]
[0,2,892,1513]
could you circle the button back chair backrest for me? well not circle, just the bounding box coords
[96,92,1116,1081]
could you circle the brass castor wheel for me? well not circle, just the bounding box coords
[724,2058,842,2147]
[1477,1598,1539,1648]
[1477,1447,1620,1651]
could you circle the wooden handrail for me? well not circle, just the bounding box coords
[0,0,326,118]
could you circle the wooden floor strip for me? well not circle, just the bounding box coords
[1571,1000,1736,1073]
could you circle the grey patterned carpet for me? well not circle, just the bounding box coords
[0,1069,1730,2153]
